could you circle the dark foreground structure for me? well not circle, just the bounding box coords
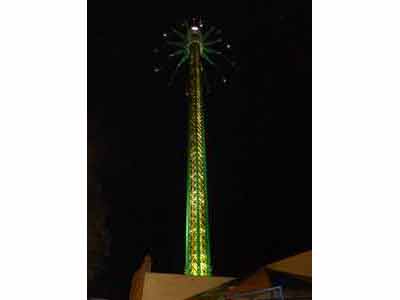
[130,251,311,300]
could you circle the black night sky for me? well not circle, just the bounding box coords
[90,1,311,299]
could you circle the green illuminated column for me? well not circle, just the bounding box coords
[185,36,212,276]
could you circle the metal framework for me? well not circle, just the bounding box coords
[185,24,212,276]
[160,18,233,276]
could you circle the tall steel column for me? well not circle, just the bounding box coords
[158,19,232,276]
[184,29,212,276]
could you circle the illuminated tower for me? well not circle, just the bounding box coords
[157,18,233,277]
[184,23,212,277]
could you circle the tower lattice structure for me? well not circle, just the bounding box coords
[159,18,232,276]
[184,26,212,277]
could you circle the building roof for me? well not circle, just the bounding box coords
[266,250,312,278]
[184,250,312,300]
[141,272,234,300]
